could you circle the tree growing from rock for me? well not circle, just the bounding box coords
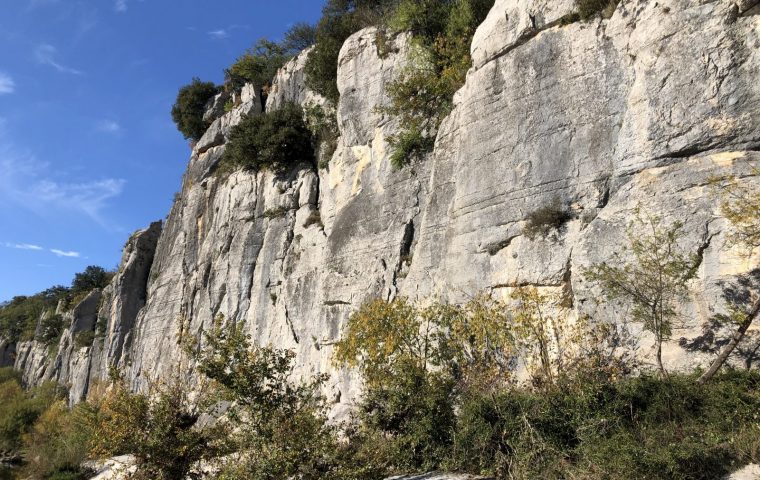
[584,207,698,375]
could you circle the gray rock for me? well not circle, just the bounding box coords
[7,0,760,418]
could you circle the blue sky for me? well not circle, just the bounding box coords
[0,0,324,301]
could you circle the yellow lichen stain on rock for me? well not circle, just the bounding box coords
[710,151,745,167]
[351,145,372,196]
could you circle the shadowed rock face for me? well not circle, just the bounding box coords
[7,0,760,409]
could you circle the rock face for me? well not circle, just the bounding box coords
[6,0,760,409]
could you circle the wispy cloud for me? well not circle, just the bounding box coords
[114,0,128,12]
[0,73,14,95]
[0,119,125,227]
[207,29,229,40]
[3,242,44,251]
[96,120,122,134]
[206,25,249,40]
[35,44,83,75]
[50,249,80,258]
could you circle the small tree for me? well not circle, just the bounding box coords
[699,165,760,382]
[584,207,698,375]
[171,78,219,141]
[283,22,318,52]
[225,39,291,97]
[71,266,112,297]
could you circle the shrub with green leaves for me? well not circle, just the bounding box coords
[283,22,318,52]
[221,102,314,174]
[0,287,68,342]
[171,78,219,141]
[305,0,400,104]
[226,39,292,97]
[380,0,494,167]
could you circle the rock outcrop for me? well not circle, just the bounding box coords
[5,0,759,411]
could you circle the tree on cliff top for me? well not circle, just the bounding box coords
[170,78,219,141]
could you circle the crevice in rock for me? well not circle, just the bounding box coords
[324,300,351,306]
[284,306,299,344]
[485,235,519,256]
[476,12,584,70]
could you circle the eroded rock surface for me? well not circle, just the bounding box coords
[6,0,760,411]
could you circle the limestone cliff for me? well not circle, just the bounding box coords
[6,0,760,412]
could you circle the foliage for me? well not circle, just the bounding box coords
[73,331,96,349]
[379,0,494,167]
[88,376,230,480]
[698,162,760,381]
[225,39,292,97]
[304,210,324,228]
[305,0,400,103]
[523,199,574,239]
[717,164,760,253]
[193,316,343,479]
[0,287,68,342]
[37,314,65,345]
[220,102,314,174]
[451,370,760,479]
[283,22,318,52]
[20,400,94,480]
[71,266,112,298]
[171,78,219,141]
[584,206,698,374]
[577,0,620,20]
[0,374,60,453]
[303,102,339,167]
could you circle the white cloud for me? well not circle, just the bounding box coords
[3,242,43,251]
[96,120,122,134]
[35,44,83,75]
[50,249,80,258]
[114,0,127,12]
[0,119,125,227]
[0,73,14,94]
[207,29,229,40]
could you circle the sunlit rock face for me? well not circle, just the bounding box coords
[8,0,760,411]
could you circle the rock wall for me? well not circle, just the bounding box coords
[6,0,760,408]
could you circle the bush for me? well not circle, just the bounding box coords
[0,287,69,342]
[305,0,400,104]
[221,102,314,174]
[73,331,96,349]
[225,39,292,98]
[380,0,494,167]
[303,103,339,167]
[171,78,219,141]
[452,371,760,479]
[523,199,574,239]
[577,0,620,20]
[89,378,230,480]
[37,314,65,345]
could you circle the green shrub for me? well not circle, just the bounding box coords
[89,378,230,480]
[577,0,620,20]
[303,103,339,166]
[380,0,494,167]
[73,331,96,349]
[171,78,219,141]
[451,371,760,479]
[221,102,313,174]
[305,0,400,104]
[0,287,69,342]
[37,314,65,345]
[225,39,291,97]
[523,199,574,239]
